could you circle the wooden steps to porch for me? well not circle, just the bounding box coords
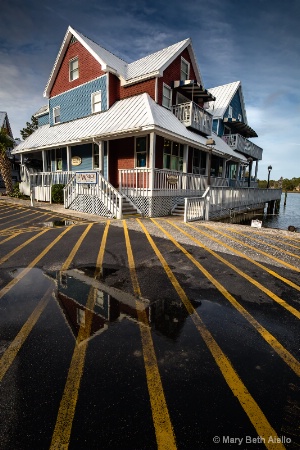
[171,202,185,216]
[122,197,142,218]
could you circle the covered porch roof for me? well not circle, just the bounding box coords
[223,117,257,138]
[13,93,246,162]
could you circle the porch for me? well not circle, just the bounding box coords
[222,134,263,160]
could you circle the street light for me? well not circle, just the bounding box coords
[206,138,215,186]
[267,165,272,188]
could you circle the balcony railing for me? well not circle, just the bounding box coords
[172,102,213,136]
[222,134,263,160]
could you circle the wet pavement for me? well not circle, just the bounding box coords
[0,199,299,449]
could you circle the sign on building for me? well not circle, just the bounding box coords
[75,172,98,184]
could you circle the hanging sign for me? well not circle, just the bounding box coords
[71,156,82,166]
[75,172,97,184]
[167,175,178,185]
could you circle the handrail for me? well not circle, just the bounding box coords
[184,187,210,222]
[64,171,123,219]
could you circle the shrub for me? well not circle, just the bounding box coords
[10,182,28,199]
[51,184,65,203]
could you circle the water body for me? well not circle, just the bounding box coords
[258,192,300,232]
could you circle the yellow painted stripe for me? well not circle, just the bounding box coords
[166,221,300,321]
[138,219,285,449]
[201,224,300,273]
[0,231,22,245]
[234,229,300,250]
[0,228,49,265]
[155,220,300,376]
[123,220,177,450]
[0,225,74,300]
[0,210,52,235]
[227,228,300,260]
[0,286,53,381]
[61,223,94,271]
[192,224,300,292]
[50,222,110,449]
[0,209,40,225]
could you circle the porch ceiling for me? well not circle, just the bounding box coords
[223,118,257,138]
[173,80,215,102]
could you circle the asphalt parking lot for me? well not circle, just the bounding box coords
[0,199,299,449]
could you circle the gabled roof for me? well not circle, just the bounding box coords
[206,81,258,138]
[44,26,202,96]
[206,81,245,119]
[0,111,13,137]
[13,93,246,161]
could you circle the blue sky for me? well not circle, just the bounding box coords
[0,0,299,180]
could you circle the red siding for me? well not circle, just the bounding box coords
[158,48,197,106]
[109,138,135,187]
[120,79,156,101]
[50,41,105,97]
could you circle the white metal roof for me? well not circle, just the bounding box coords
[44,26,202,96]
[206,81,248,123]
[13,94,246,161]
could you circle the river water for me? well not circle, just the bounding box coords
[257,192,300,232]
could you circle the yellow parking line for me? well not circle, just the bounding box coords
[165,220,300,321]
[231,229,300,250]
[123,220,177,450]
[61,223,94,271]
[50,221,110,449]
[0,287,53,381]
[190,224,300,292]
[0,226,74,300]
[137,219,284,450]
[0,229,50,265]
[0,231,22,245]
[154,219,300,376]
[226,228,300,260]
[201,224,300,272]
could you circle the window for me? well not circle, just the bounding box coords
[135,137,147,167]
[56,148,63,171]
[93,143,99,169]
[77,308,85,326]
[228,105,233,118]
[162,83,172,109]
[53,106,60,124]
[91,91,102,113]
[181,57,190,81]
[163,139,183,171]
[238,114,242,121]
[192,148,206,175]
[69,57,79,81]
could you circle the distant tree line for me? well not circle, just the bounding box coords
[258,177,300,191]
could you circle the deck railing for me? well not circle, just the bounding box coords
[119,168,229,196]
[172,102,213,135]
[222,134,263,160]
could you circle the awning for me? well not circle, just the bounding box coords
[223,117,257,138]
[172,80,215,102]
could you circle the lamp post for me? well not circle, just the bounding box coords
[205,138,215,186]
[247,157,253,187]
[267,165,272,188]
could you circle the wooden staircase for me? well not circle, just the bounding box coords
[171,201,185,216]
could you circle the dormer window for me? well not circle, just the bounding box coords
[69,57,79,81]
[181,57,190,81]
[228,105,233,118]
[53,106,60,124]
[91,91,102,113]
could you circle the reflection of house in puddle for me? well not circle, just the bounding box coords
[53,267,200,342]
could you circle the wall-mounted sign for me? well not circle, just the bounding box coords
[75,172,97,184]
[167,175,178,185]
[71,156,82,166]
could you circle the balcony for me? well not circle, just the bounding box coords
[222,134,263,160]
[172,102,213,136]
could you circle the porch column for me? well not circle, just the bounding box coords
[42,151,47,172]
[66,146,71,171]
[183,144,188,173]
[98,140,103,173]
[149,132,156,192]
[254,160,258,180]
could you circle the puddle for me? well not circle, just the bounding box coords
[42,220,75,227]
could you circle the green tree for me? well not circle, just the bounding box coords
[0,129,13,195]
[20,115,38,140]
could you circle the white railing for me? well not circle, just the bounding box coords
[208,187,282,220]
[64,171,123,219]
[119,168,229,196]
[222,134,263,160]
[172,102,213,135]
[184,187,210,222]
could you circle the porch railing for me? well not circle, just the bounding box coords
[172,102,213,135]
[222,134,263,160]
[184,187,210,222]
[119,168,229,196]
[64,171,123,219]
